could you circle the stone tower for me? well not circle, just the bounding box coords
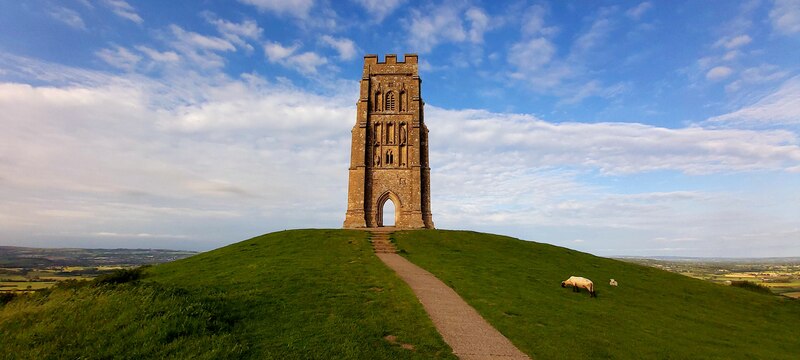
[343,54,434,229]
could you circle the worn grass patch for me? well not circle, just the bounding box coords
[1,229,454,359]
[394,230,800,360]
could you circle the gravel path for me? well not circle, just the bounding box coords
[370,229,531,360]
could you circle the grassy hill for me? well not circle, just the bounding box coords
[2,229,799,359]
[393,230,800,359]
[0,230,454,359]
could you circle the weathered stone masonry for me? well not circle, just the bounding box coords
[343,54,434,229]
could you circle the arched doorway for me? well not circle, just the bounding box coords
[376,192,400,227]
[381,199,396,227]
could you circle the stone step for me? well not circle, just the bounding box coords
[369,230,397,254]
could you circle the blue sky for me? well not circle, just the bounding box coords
[0,0,798,257]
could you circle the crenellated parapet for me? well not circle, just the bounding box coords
[364,53,418,64]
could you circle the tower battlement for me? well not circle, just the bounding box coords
[364,54,418,65]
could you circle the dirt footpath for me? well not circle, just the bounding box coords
[373,237,530,359]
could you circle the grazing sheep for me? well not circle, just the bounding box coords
[609,279,618,287]
[561,276,596,297]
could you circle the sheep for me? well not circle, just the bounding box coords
[561,276,596,297]
[609,279,618,287]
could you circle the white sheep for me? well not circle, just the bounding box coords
[609,279,618,287]
[561,276,596,297]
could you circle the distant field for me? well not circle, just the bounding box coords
[0,246,196,268]
[0,248,195,293]
[618,257,800,298]
[784,292,800,299]
[0,267,118,293]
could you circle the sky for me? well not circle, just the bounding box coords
[0,0,798,257]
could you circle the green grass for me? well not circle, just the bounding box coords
[4,228,799,359]
[0,229,454,359]
[393,230,800,359]
[729,280,773,295]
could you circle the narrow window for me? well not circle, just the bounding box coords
[385,92,396,111]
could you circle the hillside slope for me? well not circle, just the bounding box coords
[393,230,800,359]
[0,229,454,359]
[2,229,798,359]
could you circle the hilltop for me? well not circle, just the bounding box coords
[1,229,799,359]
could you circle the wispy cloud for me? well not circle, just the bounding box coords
[707,75,800,127]
[0,59,355,249]
[96,45,141,71]
[135,46,180,63]
[103,0,143,24]
[430,106,800,175]
[706,66,733,81]
[1,52,798,255]
[713,34,752,49]
[354,0,405,23]
[48,6,86,30]
[238,0,314,19]
[404,4,492,53]
[626,2,653,20]
[168,25,237,68]
[725,64,789,92]
[507,6,623,103]
[204,14,264,52]
[770,0,800,35]
[320,35,358,60]
[263,41,328,74]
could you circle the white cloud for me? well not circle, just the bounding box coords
[406,6,466,52]
[708,75,800,126]
[49,6,86,30]
[714,34,752,49]
[170,25,235,52]
[168,25,237,68]
[572,17,613,55]
[558,80,627,105]
[0,63,355,249]
[204,15,264,52]
[722,50,740,61]
[135,46,180,63]
[466,7,490,43]
[626,2,653,20]
[238,0,314,19]
[506,8,621,103]
[1,55,799,256]
[320,35,358,60]
[508,37,556,70]
[770,0,800,35]
[405,4,491,52]
[264,41,299,61]
[263,41,328,74]
[354,0,405,22]
[427,106,799,256]
[103,0,143,24]
[521,5,552,36]
[429,106,800,175]
[725,64,788,92]
[96,45,141,71]
[706,66,733,81]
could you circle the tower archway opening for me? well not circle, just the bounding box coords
[380,198,396,227]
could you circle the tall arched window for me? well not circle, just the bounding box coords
[385,92,396,111]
